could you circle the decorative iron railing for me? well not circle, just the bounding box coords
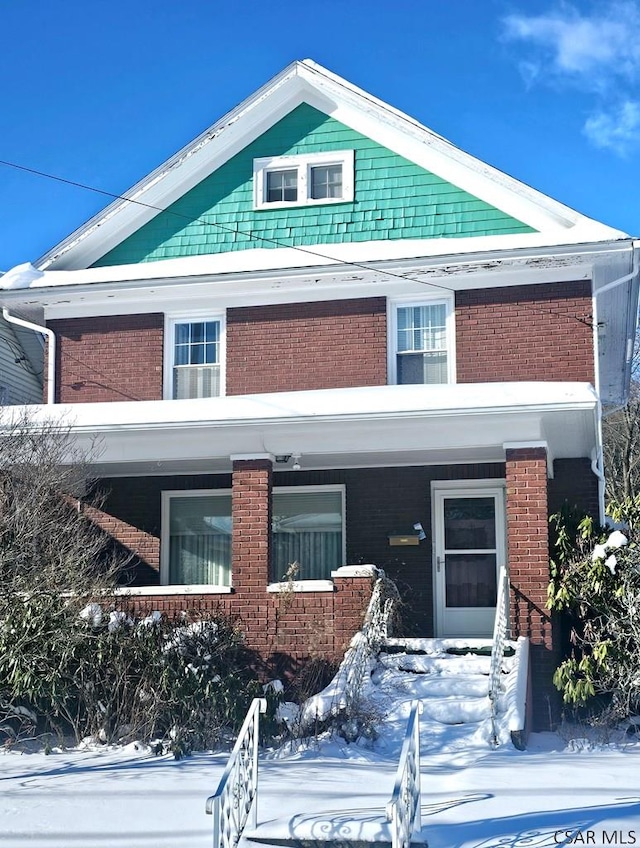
[488,565,510,745]
[386,699,423,848]
[205,698,267,848]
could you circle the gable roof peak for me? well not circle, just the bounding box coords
[36,59,626,271]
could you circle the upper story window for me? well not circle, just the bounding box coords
[165,315,225,400]
[389,298,455,385]
[253,151,354,210]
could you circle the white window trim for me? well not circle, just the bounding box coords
[387,295,456,386]
[115,585,233,596]
[163,312,226,401]
[161,488,232,589]
[253,150,354,210]
[161,484,346,591]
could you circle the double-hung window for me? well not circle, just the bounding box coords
[254,151,354,210]
[166,316,224,400]
[391,299,453,385]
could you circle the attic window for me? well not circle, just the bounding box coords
[253,151,354,210]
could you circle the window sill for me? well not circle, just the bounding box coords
[331,565,380,578]
[267,580,335,593]
[115,585,233,596]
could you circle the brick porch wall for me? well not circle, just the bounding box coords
[506,446,559,729]
[113,459,376,676]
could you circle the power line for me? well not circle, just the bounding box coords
[0,157,595,328]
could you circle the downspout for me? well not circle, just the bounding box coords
[2,308,55,405]
[591,243,640,521]
[591,403,606,527]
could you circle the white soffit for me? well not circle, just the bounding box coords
[34,60,626,272]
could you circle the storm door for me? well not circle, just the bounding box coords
[433,484,506,637]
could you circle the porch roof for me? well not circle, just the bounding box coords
[16,382,598,476]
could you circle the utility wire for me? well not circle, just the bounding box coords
[0,157,595,328]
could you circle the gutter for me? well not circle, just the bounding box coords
[2,308,55,404]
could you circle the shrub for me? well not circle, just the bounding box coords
[548,498,640,722]
[0,594,261,751]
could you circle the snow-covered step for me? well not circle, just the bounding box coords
[243,816,426,848]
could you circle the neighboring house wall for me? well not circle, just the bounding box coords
[52,314,164,403]
[0,316,42,404]
[92,103,533,267]
[48,281,595,404]
[455,281,595,384]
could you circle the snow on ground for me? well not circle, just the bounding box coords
[1,640,639,848]
[1,733,639,848]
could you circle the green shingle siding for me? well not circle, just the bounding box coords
[93,103,534,266]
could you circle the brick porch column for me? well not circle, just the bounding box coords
[505,443,559,729]
[231,455,273,595]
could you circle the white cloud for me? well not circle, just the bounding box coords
[583,100,640,155]
[502,2,640,154]
[503,2,640,87]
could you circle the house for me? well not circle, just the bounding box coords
[0,60,638,728]
[0,297,45,406]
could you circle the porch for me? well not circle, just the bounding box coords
[18,381,600,725]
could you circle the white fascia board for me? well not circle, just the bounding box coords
[34,60,625,272]
[5,235,631,297]
[3,238,632,321]
[12,383,598,434]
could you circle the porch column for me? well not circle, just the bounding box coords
[231,455,273,595]
[505,444,559,729]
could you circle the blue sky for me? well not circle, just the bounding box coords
[1,0,639,271]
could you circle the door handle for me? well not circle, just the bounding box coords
[436,555,442,572]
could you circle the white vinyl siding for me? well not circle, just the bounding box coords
[0,317,42,405]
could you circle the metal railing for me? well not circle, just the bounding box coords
[488,565,509,745]
[205,698,267,848]
[386,699,423,848]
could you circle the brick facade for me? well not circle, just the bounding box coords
[456,281,594,384]
[226,298,387,395]
[50,314,164,403]
[505,447,558,728]
[49,281,594,403]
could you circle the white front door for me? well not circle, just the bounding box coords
[433,483,506,638]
